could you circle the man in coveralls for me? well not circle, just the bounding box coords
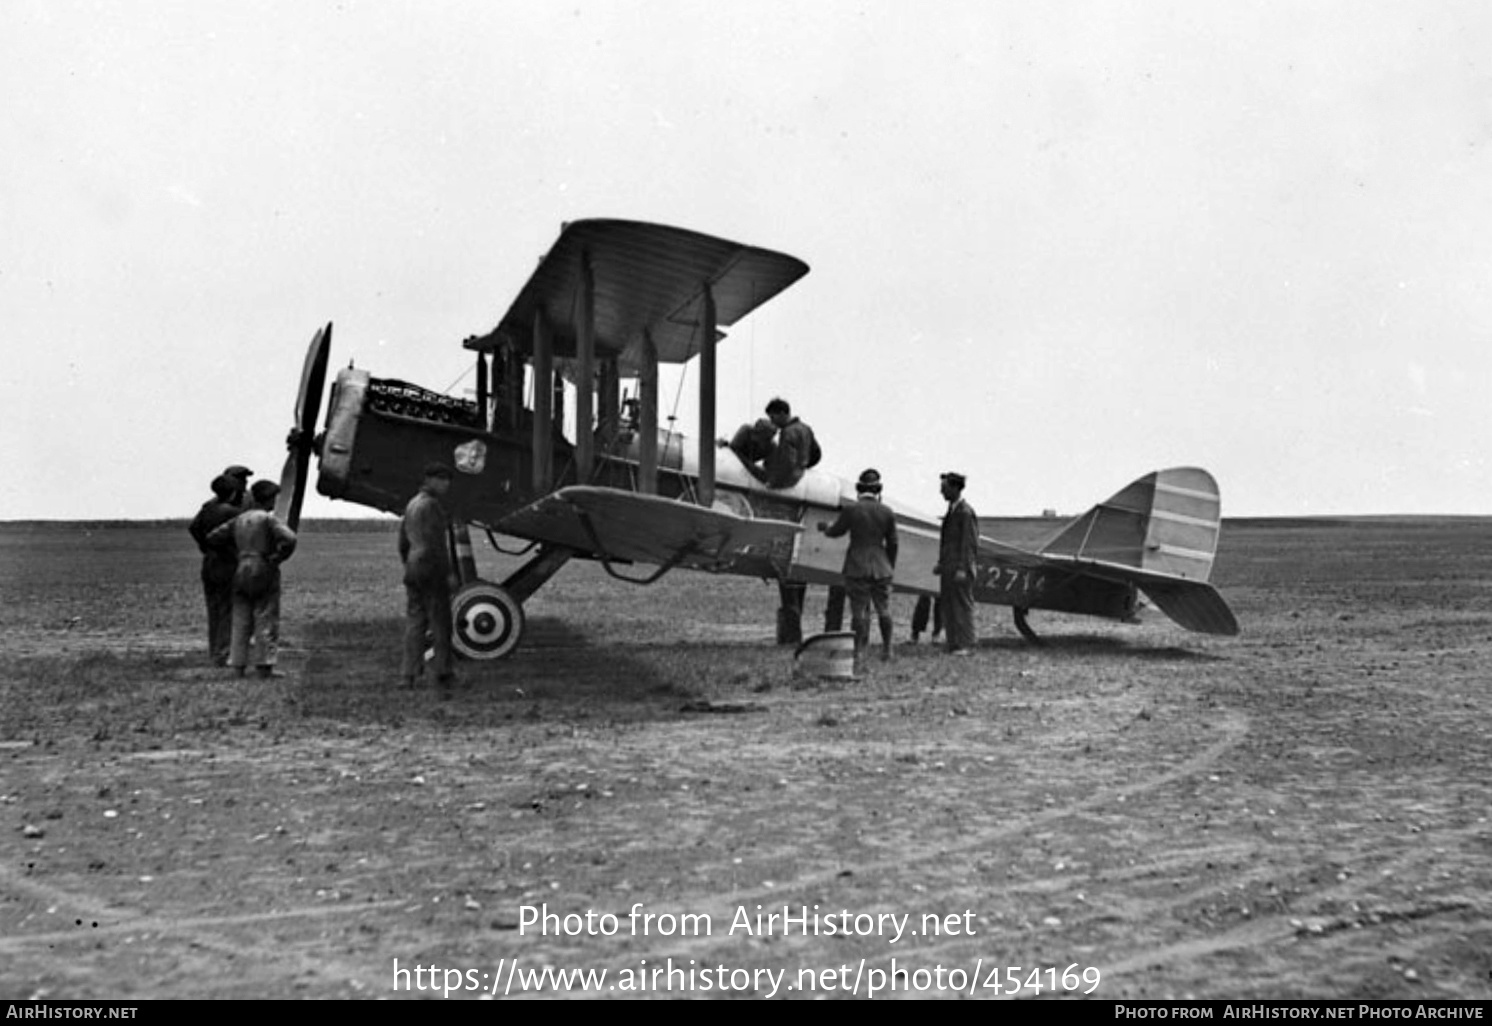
[208,479,298,677]
[399,462,457,689]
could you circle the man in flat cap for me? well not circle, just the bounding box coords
[399,462,457,689]
[188,474,243,666]
[207,478,297,677]
[935,472,979,655]
[818,468,899,669]
[222,465,254,509]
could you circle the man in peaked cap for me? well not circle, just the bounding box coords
[818,468,899,669]
[399,462,457,689]
[935,471,978,655]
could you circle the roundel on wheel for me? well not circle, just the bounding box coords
[451,582,524,660]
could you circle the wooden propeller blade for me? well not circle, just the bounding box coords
[296,322,333,439]
[274,322,332,532]
[274,449,302,530]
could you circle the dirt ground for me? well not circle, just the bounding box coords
[1,517,1490,1000]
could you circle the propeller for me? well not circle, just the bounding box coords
[276,322,333,531]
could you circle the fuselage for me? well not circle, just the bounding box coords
[315,365,1136,622]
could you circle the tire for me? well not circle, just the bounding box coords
[451,581,524,660]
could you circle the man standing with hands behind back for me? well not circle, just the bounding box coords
[400,462,458,689]
[935,471,979,656]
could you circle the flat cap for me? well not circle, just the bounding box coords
[940,471,967,489]
[423,461,454,480]
[223,465,253,479]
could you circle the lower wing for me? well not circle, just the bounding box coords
[496,486,801,576]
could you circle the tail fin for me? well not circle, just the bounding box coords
[1038,467,1237,635]
[1040,467,1223,582]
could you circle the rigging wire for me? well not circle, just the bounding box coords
[662,307,698,455]
[442,359,473,396]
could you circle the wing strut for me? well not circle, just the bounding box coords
[638,329,660,493]
[698,283,717,507]
[532,309,554,492]
[575,251,595,480]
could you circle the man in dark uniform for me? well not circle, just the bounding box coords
[819,469,898,668]
[188,474,242,666]
[935,471,979,655]
[399,462,457,689]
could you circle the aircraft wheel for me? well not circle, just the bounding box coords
[452,581,525,660]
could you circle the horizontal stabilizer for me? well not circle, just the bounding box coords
[1137,578,1240,636]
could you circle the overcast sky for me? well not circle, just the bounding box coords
[4,0,1490,520]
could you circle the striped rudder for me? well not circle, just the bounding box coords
[1038,467,1222,582]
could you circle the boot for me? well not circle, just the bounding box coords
[824,585,846,632]
[911,595,931,640]
[776,606,803,646]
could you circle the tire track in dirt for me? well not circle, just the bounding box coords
[491,710,1250,967]
[0,852,408,998]
[883,838,1485,999]
[0,889,409,956]
[0,843,408,953]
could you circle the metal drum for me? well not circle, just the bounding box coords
[793,632,857,680]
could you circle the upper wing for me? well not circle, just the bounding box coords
[497,486,801,576]
[466,219,810,375]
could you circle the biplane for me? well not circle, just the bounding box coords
[274,219,1238,660]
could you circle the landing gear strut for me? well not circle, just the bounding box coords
[446,541,575,661]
